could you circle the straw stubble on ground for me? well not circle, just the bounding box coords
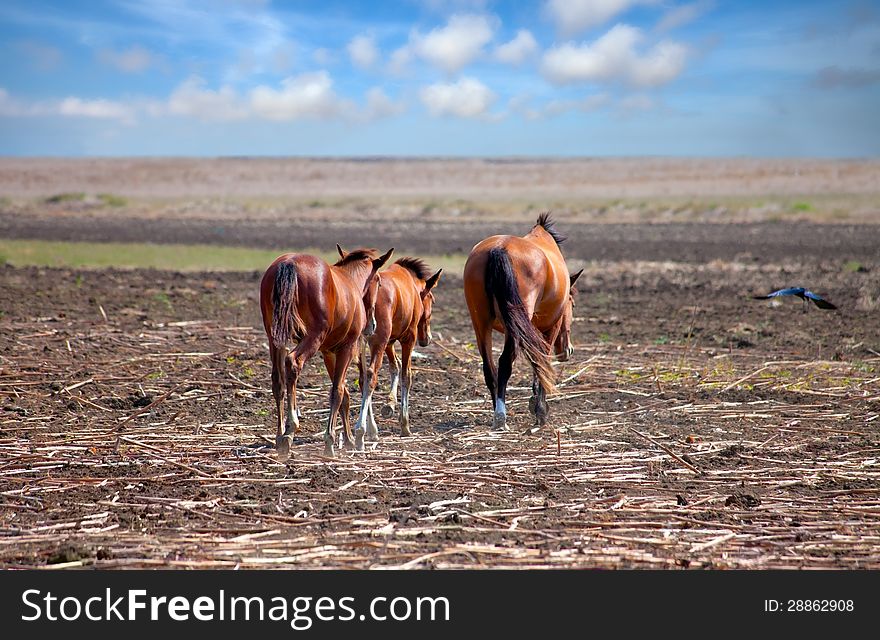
[1,260,878,569]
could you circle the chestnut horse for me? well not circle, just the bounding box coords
[463,213,582,430]
[349,255,442,450]
[259,247,393,458]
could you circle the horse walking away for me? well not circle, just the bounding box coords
[350,254,442,450]
[463,213,582,430]
[259,247,393,458]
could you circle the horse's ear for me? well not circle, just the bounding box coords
[373,248,394,270]
[336,244,347,259]
[569,269,584,289]
[422,269,442,296]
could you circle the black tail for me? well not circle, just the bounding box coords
[484,247,556,394]
[812,298,837,310]
[271,261,306,350]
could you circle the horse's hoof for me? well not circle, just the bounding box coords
[492,414,508,431]
[365,429,380,442]
[381,404,395,418]
[400,426,413,437]
[354,432,365,452]
[276,435,291,461]
[322,433,337,458]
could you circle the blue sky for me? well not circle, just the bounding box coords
[0,0,878,156]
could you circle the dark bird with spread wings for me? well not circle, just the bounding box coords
[752,287,837,311]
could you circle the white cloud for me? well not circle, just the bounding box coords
[410,14,496,73]
[98,45,155,73]
[544,0,653,36]
[388,46,413,75]
[655,1,714,33]
[167,76,247,121]
[494,30,539,65]
[1,78,404,126]
[363,87,406,120]
[541,24,688,87]
[627,40,688,86]
[58,97,135,121]
[419,77,496,118]
[250,71,348,121]
[348,34,379,69]
[0,87,135,121]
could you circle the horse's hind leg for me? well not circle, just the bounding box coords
[276,332,321,461]
[365,340,384,441]
[322,343,356,458]
[340,385,354,451]
[398,337,416,437]
[381,343,399,418]
[355,338,383,450]
[475,325,497,412]
[354,341,369,451]
[283,353,300,435]
[338,340,356,451]
[493,334,516,431]
[530,330,556,418]
[365,388,379,441]
[270,345,285,446]
[530,368,549,427]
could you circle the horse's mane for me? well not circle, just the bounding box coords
[394,257,433,281]
[334,248,378,267]
[535,212,566,245]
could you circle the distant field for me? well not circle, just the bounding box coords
[0,238,469,274]
[1,157,877,226]
[2,157,879,200]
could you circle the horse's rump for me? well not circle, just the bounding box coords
[484,247,556,394]
[271,260,307,349]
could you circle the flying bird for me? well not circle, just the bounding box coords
[752,287,837,311]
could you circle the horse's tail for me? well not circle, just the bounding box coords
[271,261,306,350]
[484,247,556,394]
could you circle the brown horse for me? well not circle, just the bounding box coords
[463,213,582,430]
[350,254,442,450]
[259,247,393,458]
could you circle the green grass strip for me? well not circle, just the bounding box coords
[0,239,467,274]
